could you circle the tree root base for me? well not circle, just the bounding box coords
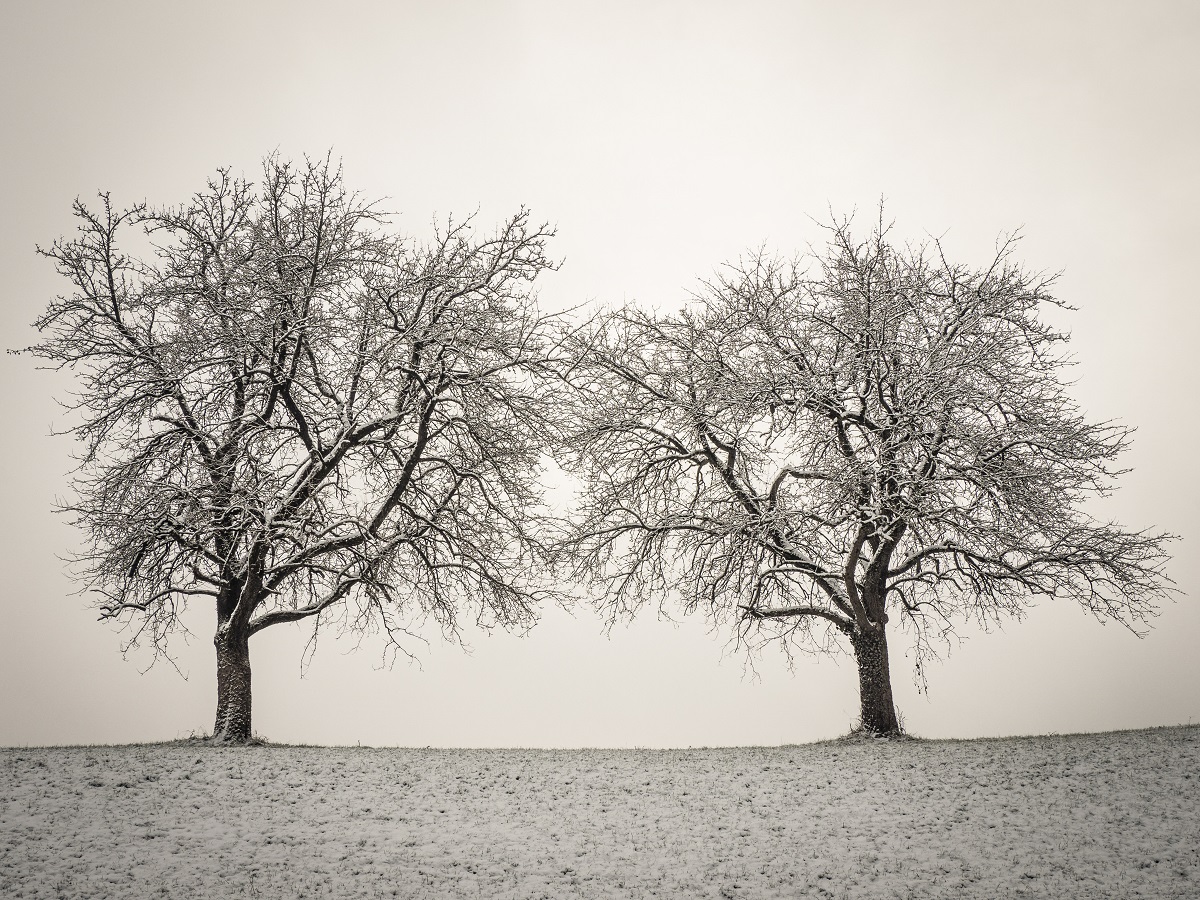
[826,727,919,744]
[177,732,270,747]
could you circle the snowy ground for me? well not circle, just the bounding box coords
[1,726,1196,899]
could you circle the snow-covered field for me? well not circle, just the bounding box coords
[1,726,1196,899]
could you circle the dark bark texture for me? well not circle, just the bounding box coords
[851,625,901,736]
[212,628,253,743]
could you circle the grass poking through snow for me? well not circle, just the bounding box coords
[2,726,1197,898]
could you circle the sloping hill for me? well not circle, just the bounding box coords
[2,726,1197,898]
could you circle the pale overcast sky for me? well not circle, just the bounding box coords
[2,1,1197,747]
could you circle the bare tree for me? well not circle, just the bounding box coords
[28,155,562,742]
[556,217,1175,736]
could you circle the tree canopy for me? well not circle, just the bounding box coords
[556,218,1175,734]
[30,156,562,741]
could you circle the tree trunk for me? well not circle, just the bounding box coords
[851,624,902,736]
[212,627,253,743]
